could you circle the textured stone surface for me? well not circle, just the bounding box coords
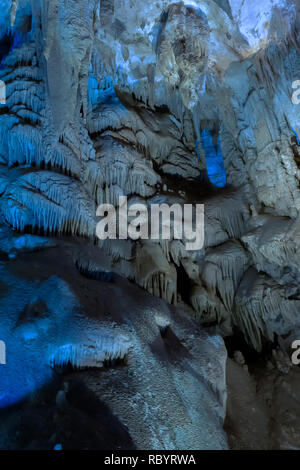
[0,231,228,449]
[0,1,300,343]
[1,0,300,449]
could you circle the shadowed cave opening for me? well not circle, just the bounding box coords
[0,19,31,66]
[0,33,14,64]
[0,375,136,450]
[224,328,274,365]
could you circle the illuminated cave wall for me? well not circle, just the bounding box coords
[1,0,300,350]
[0,0,300,419]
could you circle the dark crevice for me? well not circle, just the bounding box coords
[75,261,114,282]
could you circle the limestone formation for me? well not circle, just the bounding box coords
[1,0,300,450]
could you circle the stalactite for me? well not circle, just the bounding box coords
[136,242,177,305]
[49,338,130,369]
[0,0,298,356]
[202,241,249,311]
[234,268,300,352]
[1,172,96,237]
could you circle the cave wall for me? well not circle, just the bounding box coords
[0,0,300,355]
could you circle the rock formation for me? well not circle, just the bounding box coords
[0,0,300,450]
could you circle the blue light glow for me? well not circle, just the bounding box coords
[0,270,81,408]
[200,129,227,188]
[88,74,118,107]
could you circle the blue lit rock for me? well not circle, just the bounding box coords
[0,0,300,450]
